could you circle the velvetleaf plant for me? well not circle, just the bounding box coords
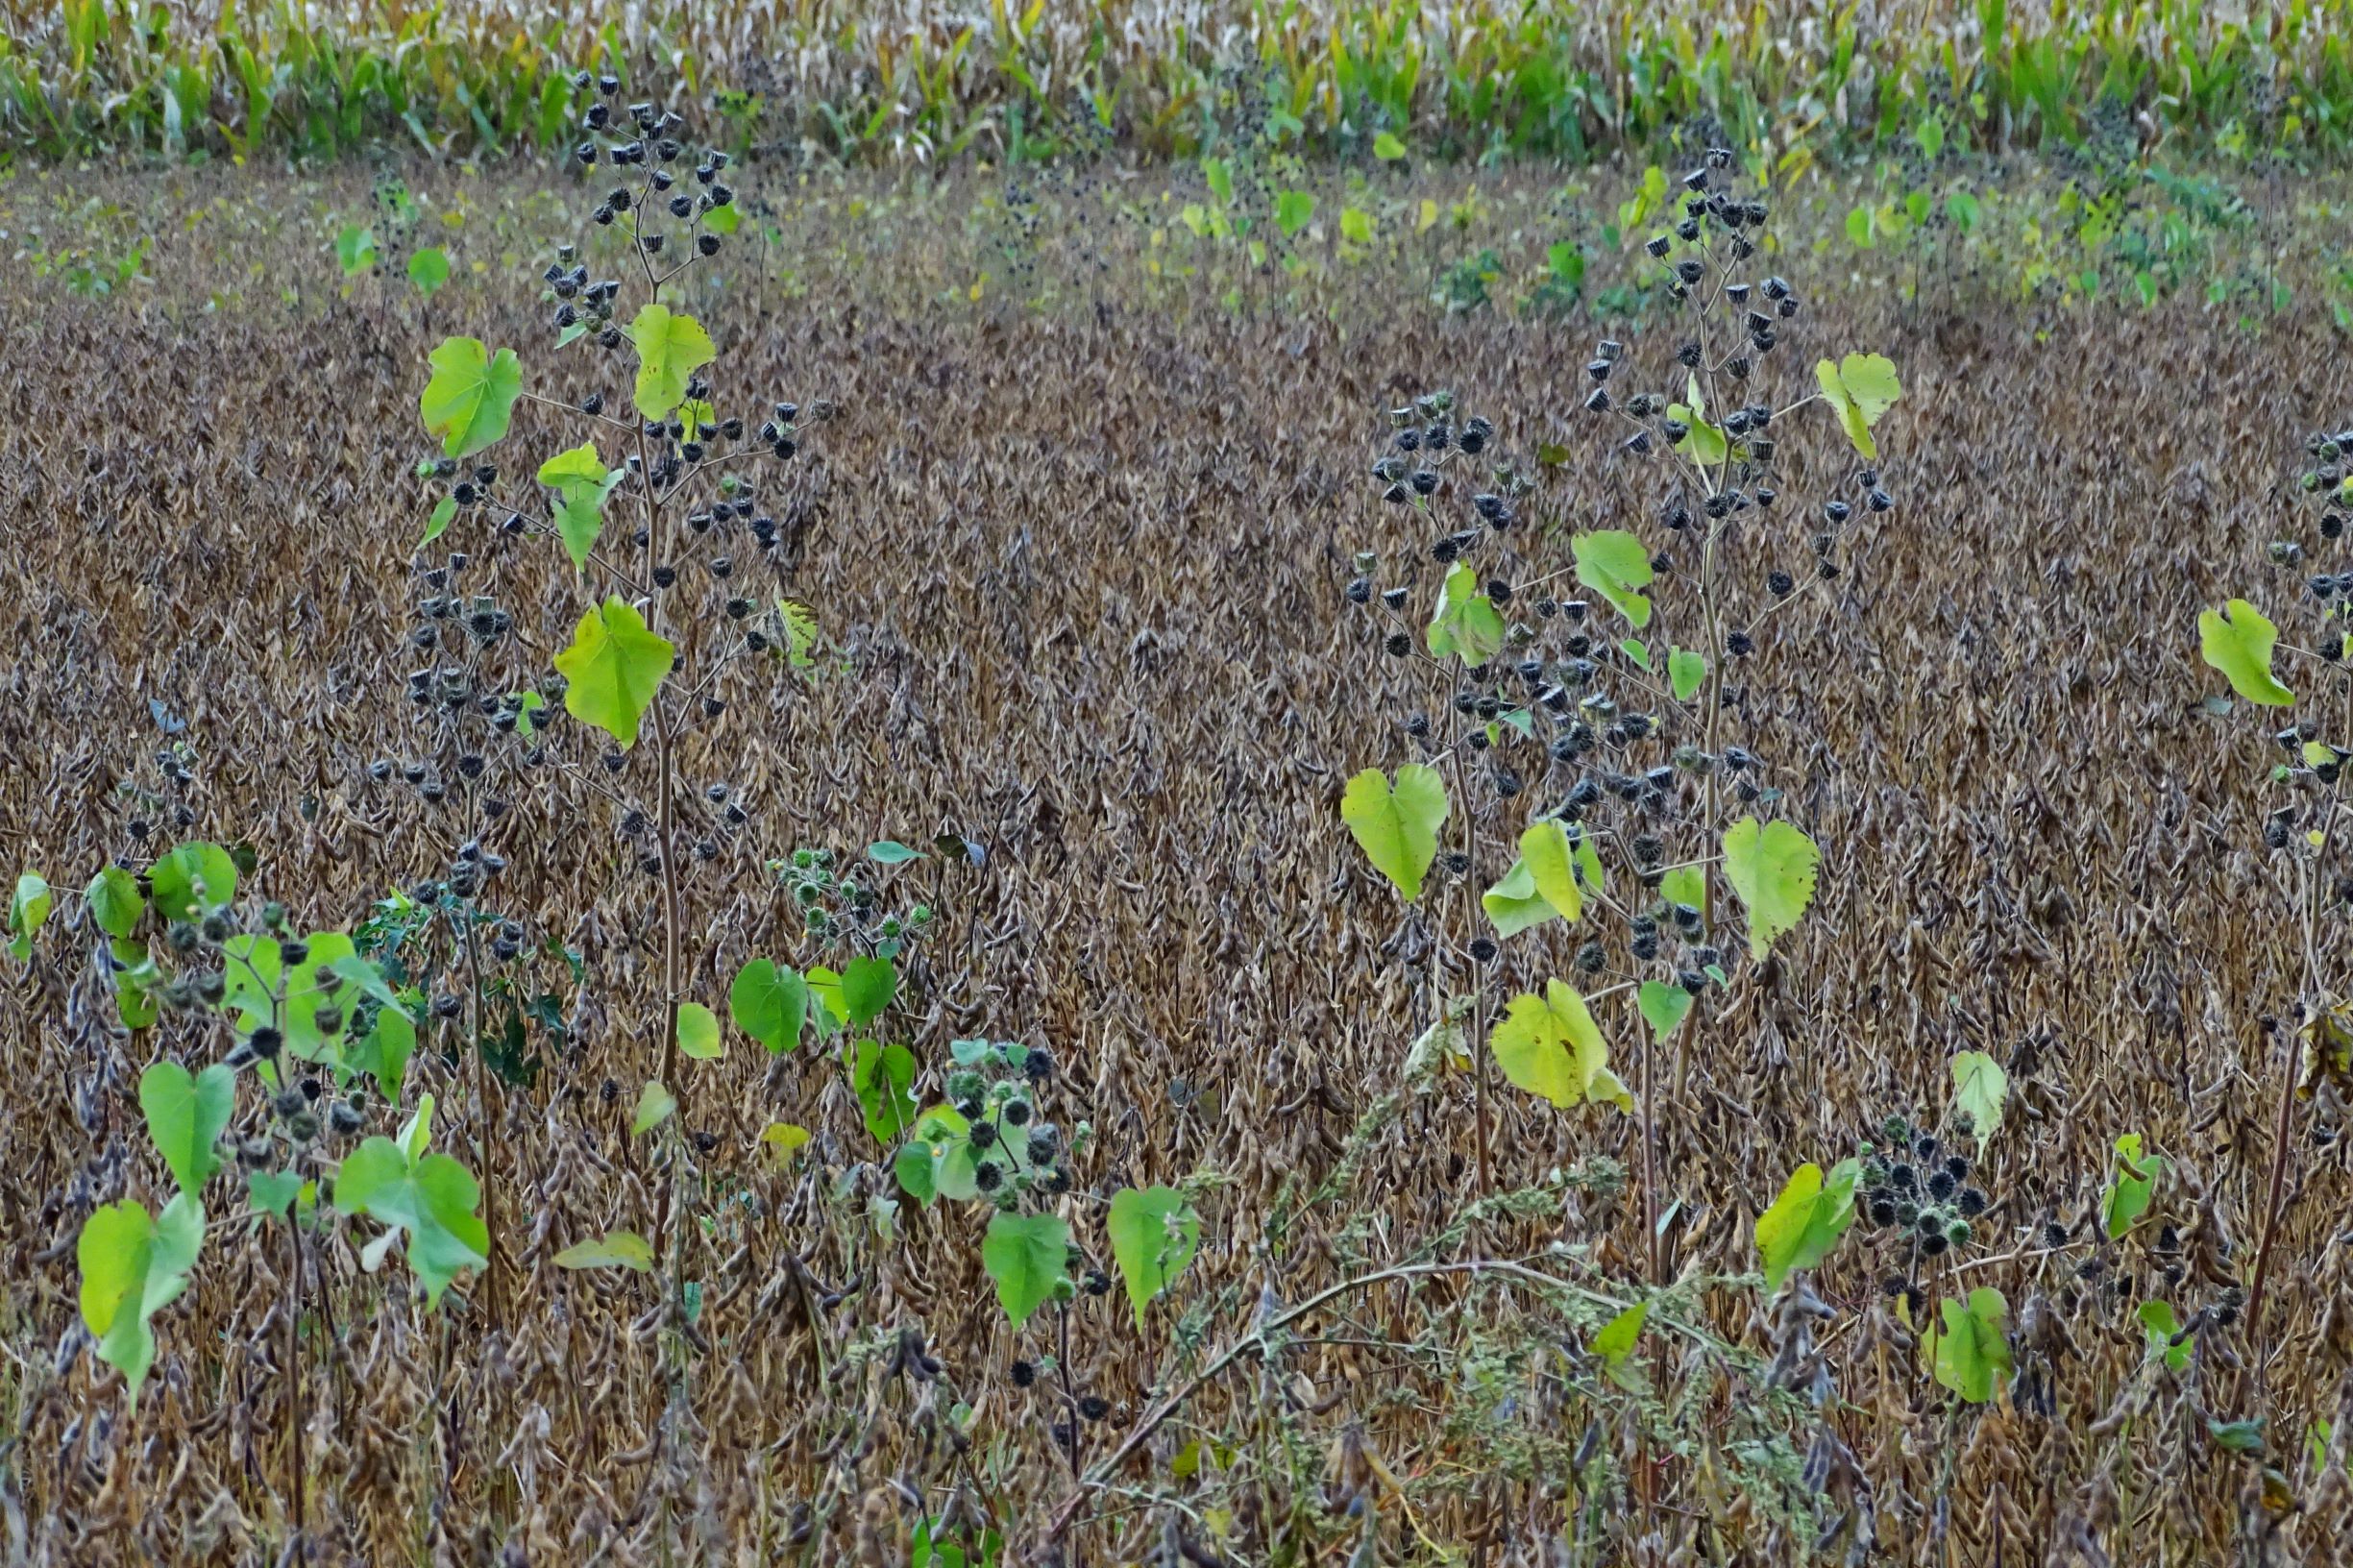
[12,813,468,1550]
[1338,151,1903,1268]
[404,73,831,1350]
[2194,416,2353,1345]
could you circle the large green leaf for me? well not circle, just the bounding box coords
[78,1192,203,1410]
[627,303,716,420]
[1754,1158,1860,1292]
[981,1210,1069,1328]
[850,1040,919,1142]
[86,866,146,940]
[419,336,523,458]
[149,841,237,921]
[843,955,896,1029]
[8,871,50,961]
[553,598,674,748]
[138,1061,233,1194]
[1571,531,1654,628]
[893,1105,976,1206]
[1723,818,1821,962]
[2197,600,2295,706]
[2102,1132,2163,1238]
[1427,563,1506,665]
[1814,353,1902,458]
[1488,980,1631,1112]
[1520,820,1586,922]
[1951,1050,2009,1139]
[1339,766,1448,901]
[1926,1286,2012,1404]
[331,1115,489,1309]
[1107,1186,1200,1330]
[538,440,623,571]
[729,959,806,1052]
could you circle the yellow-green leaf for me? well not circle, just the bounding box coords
[1815,353,1902,458]
[553,598,674,748]
[1951,1050,2009,1139]
[1571,530,1654,628]
[1520,820,1585,922]
[419,336,523,458]
[2198,600,2295,706]
[1754,1158,1860,1292]
[627,303,715,420]
[554,1230,653,1271]
[1925,1286,2012,1404]
[1489,979,1631,1112]
[676,1002,723,1060]
[1723,817,1820,962]
[1340,766,1448,901]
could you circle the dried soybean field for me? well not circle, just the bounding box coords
[5,148,2353,1568]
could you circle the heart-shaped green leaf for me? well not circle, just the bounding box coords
[553,598,674,748]
[1723,817,1820,962]
[981,1210,1069,1328]
[1340,766,1448,901]
[626,303,715,420]
[419,336,523,457]
[729,959,807,1052]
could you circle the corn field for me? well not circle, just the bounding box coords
[3,0,2353,165]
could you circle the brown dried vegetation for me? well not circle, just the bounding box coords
[3,164,2353,1567]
